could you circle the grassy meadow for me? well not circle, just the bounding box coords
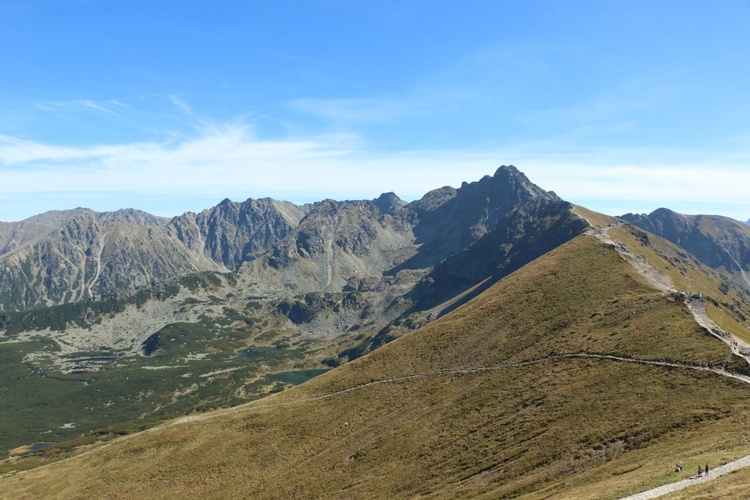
[3,233,750,498]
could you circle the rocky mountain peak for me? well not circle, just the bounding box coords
[386,166,584,298]
[98,208,170,226]
[373,192,406,215]
[411,186,458,213]
[0,208,94,253]
[476,165,561,202]
[0,167,584,311]
[190,197,306,270]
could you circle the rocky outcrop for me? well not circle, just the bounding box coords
[0,166,586,313]
[188,198,307,270]
[258,198,417,295]
[372,192,407,216]
[410,166,558,264]
[401,167,587,312]
[0,199,306,311]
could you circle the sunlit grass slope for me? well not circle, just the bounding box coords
[3,234,750,499]
[609,223,750,343]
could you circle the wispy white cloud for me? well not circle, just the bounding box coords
[168,95,195,118]
[2,119,749,222]
[290,96,406,123]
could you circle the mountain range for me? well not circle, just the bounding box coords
[1,166,750,498]
[0,166,588,315]
[0,166,591,456]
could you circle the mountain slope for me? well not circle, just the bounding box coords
[404,193,586,314]
[186,197,307,270]
[243,165,587,352]
[0,200,310,311]
[5,231,750,498]
[0,166,590,457]
[620,208,750,290]
[0,209,209,311]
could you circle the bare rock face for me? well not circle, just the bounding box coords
[372,192,407,215]
[404,166,558,268]
[398,166,587,311]
[0,209,219,310]
[190,198,307,270]
[0,199,306,311]
[0,166,586,314]
[259,198,417,295]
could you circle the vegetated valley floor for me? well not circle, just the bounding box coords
[4,232,750,498]
[0,275,343,463]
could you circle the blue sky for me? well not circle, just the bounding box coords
[1,0,750,222]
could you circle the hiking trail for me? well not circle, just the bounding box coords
[5,351,750,489]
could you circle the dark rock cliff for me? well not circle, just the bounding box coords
[189,197,306,269]
[401,167,587,312]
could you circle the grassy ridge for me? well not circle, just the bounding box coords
[608,224,750,343]
[291,230,743,396]
[3,234,750,498]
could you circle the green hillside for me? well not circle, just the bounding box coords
[3,233,750,498]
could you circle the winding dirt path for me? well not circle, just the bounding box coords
[585,222,750,366]
[5,352,750,482]
[577,217,750,497]
[184,353,750,419]
[620,454,750,499]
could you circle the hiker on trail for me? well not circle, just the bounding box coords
[705,463,709,476]
[698,465,703,477]
[675,464,682,472]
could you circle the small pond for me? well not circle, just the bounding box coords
[268,369,329,386]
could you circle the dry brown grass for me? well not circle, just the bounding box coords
[3,234,750,499]
[609,223,750,342]
[571,205,617,228]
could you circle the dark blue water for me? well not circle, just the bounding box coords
[29,443,51,451]
[268,369,329,386]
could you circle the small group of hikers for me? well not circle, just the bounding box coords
[675,463,709,477]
